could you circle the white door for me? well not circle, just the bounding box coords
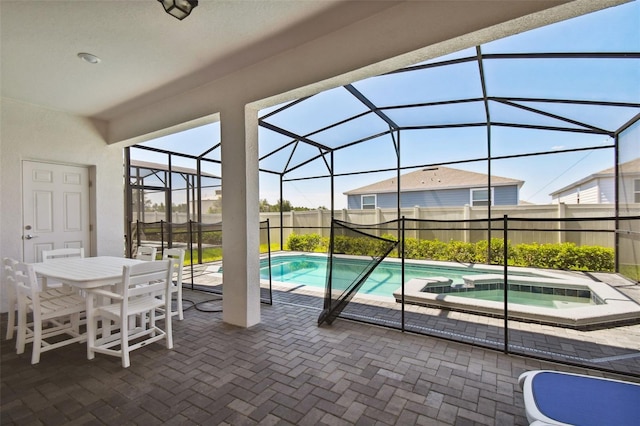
[22,161,91,262]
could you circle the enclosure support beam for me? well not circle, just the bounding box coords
[280,175,284,251]
[124,147,133,258]
[477,45,493,262]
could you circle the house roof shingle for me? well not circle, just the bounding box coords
[593,157,640,176]
[343,166,523,195]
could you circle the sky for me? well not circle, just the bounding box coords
[133,1,639,210]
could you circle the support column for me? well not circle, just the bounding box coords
[221,105,261,327]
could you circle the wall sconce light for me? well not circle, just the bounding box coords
[158,0,198,20]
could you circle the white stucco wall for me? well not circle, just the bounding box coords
[0,99,125,310]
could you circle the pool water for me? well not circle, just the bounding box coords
[261,254,594,309]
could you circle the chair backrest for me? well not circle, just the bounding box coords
[135,246,157,261]
[12,262,40,302]
[3,257,18,293]
[3,257,18,280]
[120,260,173,311]
[162,248,185,285]
[42,248,84,262]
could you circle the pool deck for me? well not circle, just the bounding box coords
[2,267,638,425]
[188,262,640,377]
[6,287,639,426]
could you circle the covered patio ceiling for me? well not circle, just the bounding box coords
[0,1,398,121]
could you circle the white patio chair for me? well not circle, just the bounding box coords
[4,257,83,343]
[135,246,157,261]
[158,248,185,321]
[41,247,85,295]
[3,258,19,340]
[42,247,85,262]
[13,261,86,364]
[86,260,174,368]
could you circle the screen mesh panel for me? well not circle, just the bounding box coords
[318,219,398,325]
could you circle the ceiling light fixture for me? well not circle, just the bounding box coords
[77,52,101,64]
[158,0,198,20]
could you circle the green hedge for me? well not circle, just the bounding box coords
[511,242,614,271]
[285,233,615,272]
[286,233,398,257]
[286,233,325,252]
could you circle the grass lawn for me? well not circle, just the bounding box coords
[183,243,280,265]
[620,264,640,282]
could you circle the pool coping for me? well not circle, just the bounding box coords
[394,275,640,329]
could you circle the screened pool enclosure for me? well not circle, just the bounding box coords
[127,2,639,279]
[125,3,640,376]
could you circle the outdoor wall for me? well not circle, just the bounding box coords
[551,177,629,205]
[599,178,615,203]
[349,185,520,209]
[494,186,519,205]
[554,188,580,204]
[578,180,599,204]
[0,99,125,311]
[346,196,362,210]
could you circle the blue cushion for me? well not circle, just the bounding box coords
[532,371,640,426]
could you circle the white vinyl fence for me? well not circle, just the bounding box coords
[136,203,639,249]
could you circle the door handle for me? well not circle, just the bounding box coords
[23,234,39,240]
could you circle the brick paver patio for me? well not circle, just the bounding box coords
[2,287,639,425]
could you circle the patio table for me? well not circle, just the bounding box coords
[32,256,143,290]
[31,256,147,356]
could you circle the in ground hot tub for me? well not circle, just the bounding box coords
[394,274,640,329]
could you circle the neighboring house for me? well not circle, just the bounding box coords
[344,167,523,209]
[550,158,640,204]
[200,197,222,213]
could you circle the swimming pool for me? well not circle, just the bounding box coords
[260,253,640,328]
[261,253,592,309]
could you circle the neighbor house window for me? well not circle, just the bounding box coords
[634,179,640,203]
[361,195,376,209]
[471,188,493,206]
